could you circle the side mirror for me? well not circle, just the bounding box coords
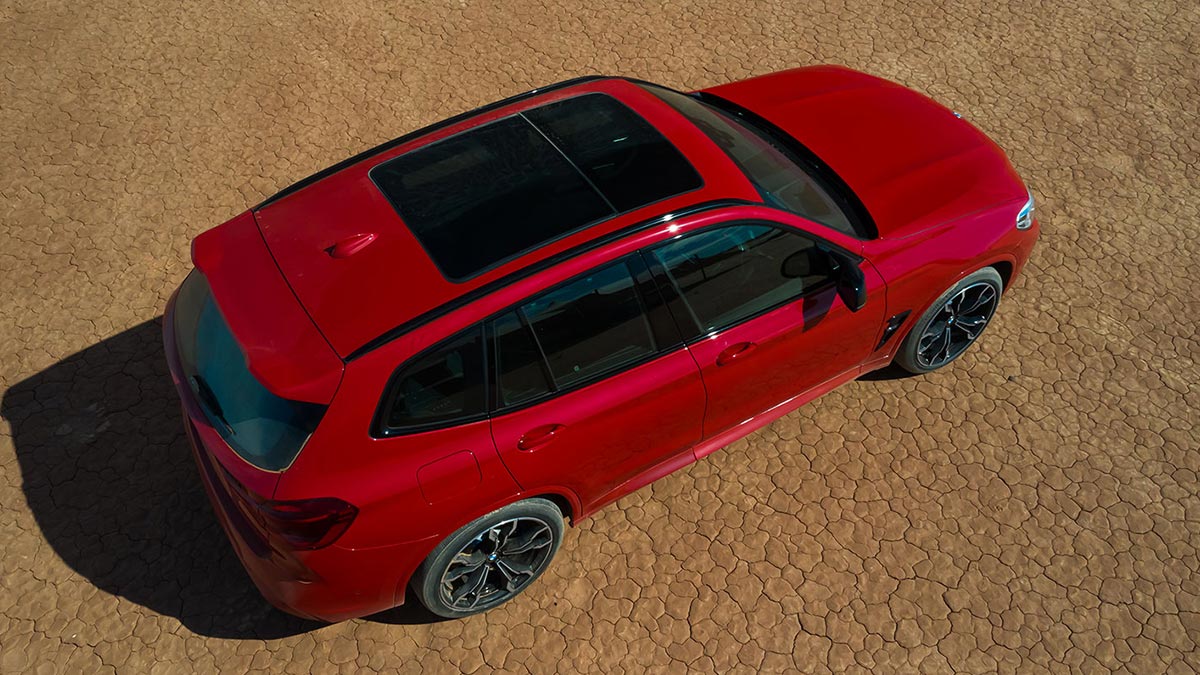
[782,246,867,313]
[780,248,831,279]
[823,247,867,313]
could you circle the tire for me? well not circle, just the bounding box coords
[895,267,1003,374]
[412,498,564,618]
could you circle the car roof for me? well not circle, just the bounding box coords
[369,91,705,281]
[253,77,759,358]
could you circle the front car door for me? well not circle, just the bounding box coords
[645,219,886,446]
[488,254,706,514]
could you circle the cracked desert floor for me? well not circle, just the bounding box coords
[2,0,1198,673]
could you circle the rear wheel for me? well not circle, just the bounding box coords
[412,498,563,618]
[895,267,1003,374]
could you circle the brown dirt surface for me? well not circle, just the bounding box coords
[2,0,1198,672]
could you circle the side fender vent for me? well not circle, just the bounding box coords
[876,310,912,350]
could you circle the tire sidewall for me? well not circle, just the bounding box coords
[895,267,1003,374]
[413,498,564,619]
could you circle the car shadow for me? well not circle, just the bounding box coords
[856,363,918,381]
[2,319,442,638]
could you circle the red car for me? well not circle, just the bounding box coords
[163,66,1038,621]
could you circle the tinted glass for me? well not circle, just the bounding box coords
[371,115,612,280]
[521,261,656,388]
[174,272,325,471]
[492,311,553,407]
[644,85,858,237]
[653,225,833,333]
[386,328,486,429]
[525,94,702,211]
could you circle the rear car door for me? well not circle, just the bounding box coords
[488,255,706,511]
[646,221,886,443]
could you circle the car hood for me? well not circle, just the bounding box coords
[702,66,1027,238]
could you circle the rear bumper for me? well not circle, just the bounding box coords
[182,419,431,621]
[163,292,431,622]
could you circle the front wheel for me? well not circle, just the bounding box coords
[412,498,563,618]
[895,267,1003,374]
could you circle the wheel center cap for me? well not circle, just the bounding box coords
[488,553,498,561]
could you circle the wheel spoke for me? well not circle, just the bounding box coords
[955,314,987,338]
[960,286,995,315]
[444,552,487,582]
[918,322,948,364]
[485,525,503,548]
[501,524,552,555]
[450,566,489,607]
[499,557,537,575]
[950,292,966,314]
[494,559,534,591]
[492,520,517,550]
[938,326,953,363]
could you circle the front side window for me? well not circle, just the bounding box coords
[385,327,486,430]
[642,84,862,238]
[652,224,835,334]
[519,260,657,389]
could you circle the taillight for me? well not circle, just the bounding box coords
[256,498,359,551]
[217,463,357,550]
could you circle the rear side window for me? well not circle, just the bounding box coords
[380,258,676,430]
[384,327,487,430]
[652,224,835,334]
[519,261,657,390]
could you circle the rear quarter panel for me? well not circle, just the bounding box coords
[272,331,522,550]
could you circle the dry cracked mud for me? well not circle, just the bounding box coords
[1,0,1198,673]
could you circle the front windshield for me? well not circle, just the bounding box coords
[642,84,861,237]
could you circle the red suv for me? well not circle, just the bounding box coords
[164,66,1038,621]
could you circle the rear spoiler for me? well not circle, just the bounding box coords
[191,211,343,404]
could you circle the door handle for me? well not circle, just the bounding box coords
[517,424,565,451]
[716,341,757,366]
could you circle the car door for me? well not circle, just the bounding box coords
[646,221,886,444]
[488,255,707,511]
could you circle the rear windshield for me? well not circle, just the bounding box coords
[370,93,702,280]
[174,272,325,471]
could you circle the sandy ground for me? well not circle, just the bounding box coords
[2,0,1198,672]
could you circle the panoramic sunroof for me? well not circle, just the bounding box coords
[370,93,702,281]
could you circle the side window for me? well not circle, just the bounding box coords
[385,327,486,430]
[652,224,834,334]
[491,311,553,407]
[519,260,657,390]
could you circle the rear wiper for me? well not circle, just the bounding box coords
[189,375,236,436]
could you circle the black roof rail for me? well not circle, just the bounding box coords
[254,75,612,210]
[345,198,755,361]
